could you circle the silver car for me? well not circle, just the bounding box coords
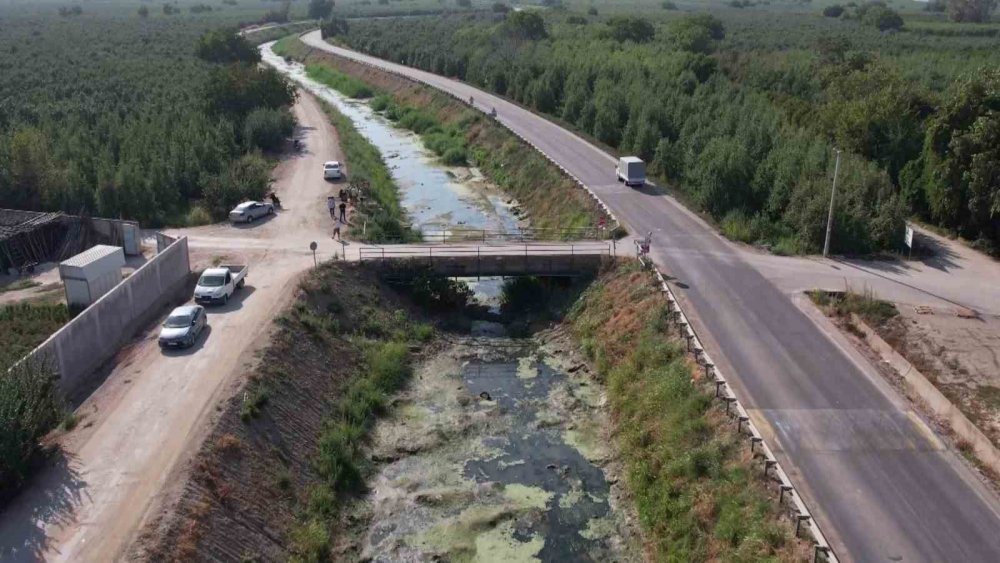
[159,305,207,349]
[229,200,274,223]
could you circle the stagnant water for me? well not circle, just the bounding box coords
[260,42,521,238]
[352,335,639,561]
[262,42,636,560]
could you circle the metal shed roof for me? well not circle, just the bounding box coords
[60,245,123,268]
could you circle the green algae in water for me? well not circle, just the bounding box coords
[410,504,546,562]
[569,377,603,409]
[558,488,586,510]
[563,424,608,463]
[502,483,553,510]
[410,505,510,560]
[475,519,544,562]
[517,356,539,379]
[579,515,617,542]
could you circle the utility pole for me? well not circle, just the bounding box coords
[823,149,842,258]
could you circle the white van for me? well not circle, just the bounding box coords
[616,156,646,187]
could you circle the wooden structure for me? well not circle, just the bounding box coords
[0,209,69,273]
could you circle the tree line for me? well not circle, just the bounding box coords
[330,8,999,254]
[0,13,296,226]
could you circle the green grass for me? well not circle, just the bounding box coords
[290,339,412,560]
[372,95,470,165]
[317,100,420,243]
[305,64,374,99]
[568,261,801,560]
[0,302,72,360]
[0,280,41,295]
[808,287,899,326]
[239,386,269,422]
[275,266,434,561]
[1,354,64,500]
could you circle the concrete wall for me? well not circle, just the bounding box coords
[29,236,191,397]
[851,314,1000,476]
[88,217,141,256]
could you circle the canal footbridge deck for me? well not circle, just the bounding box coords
[347,241,617,278]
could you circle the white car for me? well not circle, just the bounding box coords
[228,201,274,223]
[323,160,342,180]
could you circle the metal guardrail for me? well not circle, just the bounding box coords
[358,241,614,262]
[638,254,839,563]
[416,226,612,243]
[301,33,837,562]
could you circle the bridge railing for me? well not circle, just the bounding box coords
[358,241,615,262]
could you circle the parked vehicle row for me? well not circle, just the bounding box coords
[194,265,248,305]
[158,305,208,349]
[159,265,249,349]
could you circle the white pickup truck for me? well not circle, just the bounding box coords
[194,265,247,305]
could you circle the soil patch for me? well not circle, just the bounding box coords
[130,263,433,562]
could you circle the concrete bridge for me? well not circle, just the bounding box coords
[347,241,617,277]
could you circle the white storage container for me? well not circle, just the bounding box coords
[60,245,126,308]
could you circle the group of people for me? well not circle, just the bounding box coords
[329,188,351,241]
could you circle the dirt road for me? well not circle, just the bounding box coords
[0,93,344,562]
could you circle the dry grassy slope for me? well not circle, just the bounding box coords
[293,41,605,233]
[568,262,809,561]
[131,263,426,562]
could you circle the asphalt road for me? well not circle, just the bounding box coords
[302,30,1000,562]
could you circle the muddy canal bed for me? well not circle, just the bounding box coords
[338,328,640,562]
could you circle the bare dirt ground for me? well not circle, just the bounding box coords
[0,92,346,562]
[0,254,150,307]
[879,306,1000,448]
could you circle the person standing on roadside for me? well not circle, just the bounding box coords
[339,201,347,222]
[333,217,343,241]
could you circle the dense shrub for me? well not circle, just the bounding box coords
[823,4,845,17]
[338,15,898,253]
[202,153,273,218]
[0,15,295,226]
[605,16,656,43]
[505,11,548,40]
[903,69,1000,250]
[948,0,997,22]
[0,355,64,499]
[243,107,295,152]
[321,17,350,38]
[308,0,335,20]
[196,30,260,64]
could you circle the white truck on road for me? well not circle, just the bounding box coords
[616,156,646,187]
[194,265,247,305]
